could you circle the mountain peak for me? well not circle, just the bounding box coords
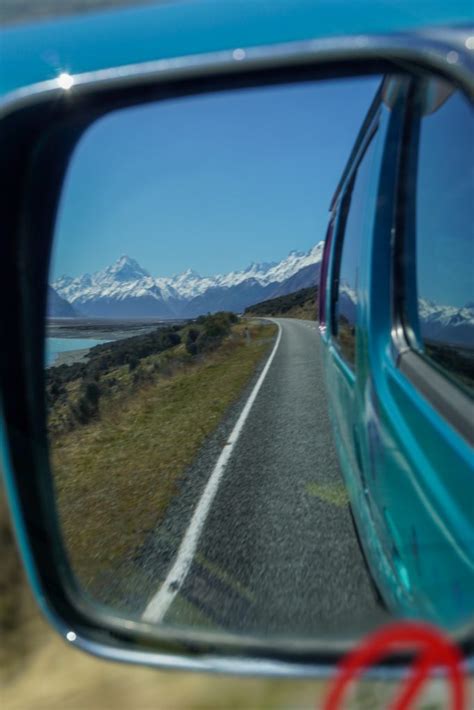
[117,254,132,263]
[105,255,150,281]
[180,268,201,279]
[309,241,325,257]
[114,254,143,269]
[244,260,276,274]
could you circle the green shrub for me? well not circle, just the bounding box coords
[132,367,154,387]
[185,328,200,356]
[128,355,139,372]
[83,380,101,407]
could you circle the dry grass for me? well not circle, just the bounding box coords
[50,323,276,596]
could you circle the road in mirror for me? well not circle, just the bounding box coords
[46,74,474,640]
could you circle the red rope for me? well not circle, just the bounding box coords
[322,621,466,710]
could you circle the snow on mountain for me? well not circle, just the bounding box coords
[55,257,160,305]
[101,255,151,283]
[53,244,325,317]
[260,243,324,285]
[418,299,474,328]
[157,268,216,300]
[332,291,473,347]
[418,298,474,347]
[52,249,474,335]
[52,242,474,336]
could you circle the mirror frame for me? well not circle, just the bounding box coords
[1,26,473,677]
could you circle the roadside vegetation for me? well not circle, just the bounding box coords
[244,286,318,320]
[46,312,238,433]
[47,314,276,598]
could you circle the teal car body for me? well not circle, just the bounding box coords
[2,0,474,95]
[318,72,474,628]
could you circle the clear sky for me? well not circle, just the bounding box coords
[416,89,473,309]
[52,76,382,280]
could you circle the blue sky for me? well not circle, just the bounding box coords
[52,76,381,280]
[416,90,473,309]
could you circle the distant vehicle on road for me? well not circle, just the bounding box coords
[318,73,474,628]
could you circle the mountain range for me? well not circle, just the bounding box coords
[336,284,473,349]
[418,299,474,348]
[48,247,474,351]
[50,243,324,318]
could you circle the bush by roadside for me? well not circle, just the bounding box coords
[46,313,239,434]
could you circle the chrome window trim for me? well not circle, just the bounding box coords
[2,25,474,678]
[397,349,474,445]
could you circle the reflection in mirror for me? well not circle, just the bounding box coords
[403,83,474,396]
[46,74,474,641]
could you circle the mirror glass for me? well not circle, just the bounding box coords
[46,73,474,641]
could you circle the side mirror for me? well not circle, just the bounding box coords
[1,26,473,677]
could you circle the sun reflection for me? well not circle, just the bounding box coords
[57,72,74,90]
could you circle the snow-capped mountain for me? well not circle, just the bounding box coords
[52,244,324,318]
[50,249,474,348]
[337,287,473,348]
[418,298,474,347]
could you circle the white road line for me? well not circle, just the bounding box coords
[141,320,283,623]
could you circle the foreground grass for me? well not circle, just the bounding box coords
[50,322,276,596]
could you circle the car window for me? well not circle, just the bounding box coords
[405,83,474,396]
[332,130,378,367]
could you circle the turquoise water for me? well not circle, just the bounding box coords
[46,338,111,366]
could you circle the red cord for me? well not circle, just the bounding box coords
[322,621,466,710]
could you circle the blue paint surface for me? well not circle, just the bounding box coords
[1,0,473,95]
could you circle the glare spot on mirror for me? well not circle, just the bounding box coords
[232,48,246,61]
[57,72,74,90]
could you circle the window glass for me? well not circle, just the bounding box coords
[410,86,474,396]
[333,132,378,367]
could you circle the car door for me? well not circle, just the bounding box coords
[363,75,474,625]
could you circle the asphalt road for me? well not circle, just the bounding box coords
[137,318,389,637]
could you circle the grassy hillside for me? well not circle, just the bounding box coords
[245,286,318,321]
[46,313,237,433]
[47,314,277,600]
